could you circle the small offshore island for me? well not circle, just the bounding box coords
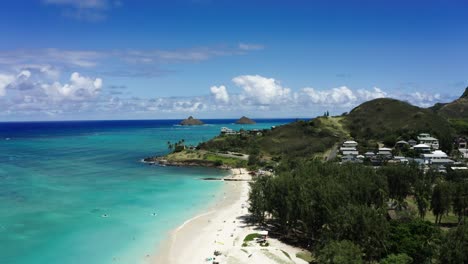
[180,116,204,126]
[148,88,468,264]
[235,116,256,124]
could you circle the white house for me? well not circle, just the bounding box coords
[422,150,449,164]
[378,147,392,156]
[220,127,238,135]
[340,146,358,156]
[342,140,358,148]
[417,133,439,150]
[413,143,431,153]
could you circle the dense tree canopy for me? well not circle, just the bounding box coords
[248,160,467,263]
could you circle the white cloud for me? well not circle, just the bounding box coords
[397,91,448,108]
[238,43,264,51]
[0,45,264,78]
[43,0,116,21]
[300,86,357,105]
[0,74,15,96]
[41,72,102,101]
[356,87,387,101]
[210,85,229,103]
[232,75,291,105]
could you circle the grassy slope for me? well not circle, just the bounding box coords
[431,87,468,136]
[344,98,454,150]
[162,97,464,165]
[199,117,349,161]
[163,149,247,167]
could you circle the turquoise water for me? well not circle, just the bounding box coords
[0,119,291,264]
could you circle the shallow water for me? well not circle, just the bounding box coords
[0,119,292,264]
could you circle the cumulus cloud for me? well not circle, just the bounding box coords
[233,75,291,105]
[396,91,456,108]
[0,68,104,119]
[0,70,458,120]
[356,87,387,101]
[210,85,229,103]
[0,74,15,96]
[41,72,102,101]
[300,86,357,105]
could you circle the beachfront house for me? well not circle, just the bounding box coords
[220,127,238,135]
[417,133,439,149]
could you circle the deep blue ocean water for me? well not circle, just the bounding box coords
[0,119,293,264]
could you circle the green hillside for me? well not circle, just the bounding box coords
[155,94,468,167]
[432,87,468,135]
[344,98,454,151]
[198,117,349,162]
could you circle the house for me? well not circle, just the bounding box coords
[408,139,417,147]
[417,133,439,149]
[364,151,376,158]
[395,140,409,149]
[340,140,359,156]
[220,127,238,135]
[341,148,359,156]
[342,140,358,148]
[341,155,363,163]
[413,143,431,153]
[422,150,448,164]
[393,156,409,164]
[378,147,393,157]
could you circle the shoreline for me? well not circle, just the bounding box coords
[151,168,308,264]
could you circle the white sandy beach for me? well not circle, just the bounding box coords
[152,169,309,264]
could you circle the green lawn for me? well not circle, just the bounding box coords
[406,196,460,224]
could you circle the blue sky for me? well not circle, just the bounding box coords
[0,0,467,120]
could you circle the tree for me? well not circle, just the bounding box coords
[379,165,417,208]
[248,176,271,224]
[317,240,363,264]
[452,182,468,224]
[387,220,440,263]
[438,224,468,263]
[379,254,413,264]
[431,181,452,224]
[167,141,173,152]
[414,172,433,219]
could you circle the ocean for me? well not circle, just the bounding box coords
[0,119,293,264]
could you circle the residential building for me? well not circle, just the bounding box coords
[342,140,358,148]
[413,144,431,153]
[417,133,439,149]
